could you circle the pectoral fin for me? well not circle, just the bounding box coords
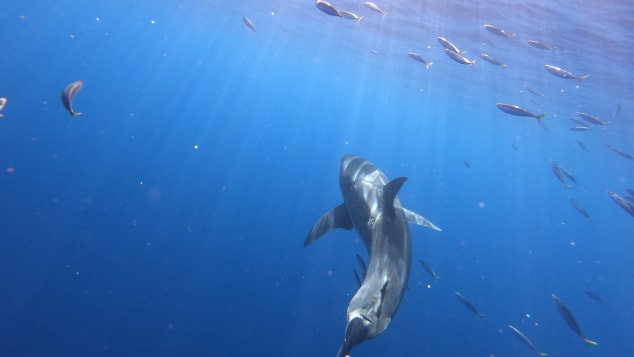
[403,208,442,231]
[304,204,353,246]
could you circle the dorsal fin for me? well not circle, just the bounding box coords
[383,177,407,218]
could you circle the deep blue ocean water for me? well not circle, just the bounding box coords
[1,0,633,356]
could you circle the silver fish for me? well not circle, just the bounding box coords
[369,49,381,56]
[61,80,83,116]
[570,198,591,220]
[479,53,507,68]
[528,40,556,50]
[316,0,341,17]
[569,126,590,131]
[607,145,634,160]
[552,293,598,346]
[341,11,363,23]
[242,16,256,32]
[559,166,577,184]
[496,103,546,122]
[444,48,476,65]
[407,51,433,70]
[437,37,462,53]
[419,260,440,280]
[455,291,486,318]
[483,24,516,38]
[544,65,589,82]
[508,324,548,357]
[525,86,544,97]
[577,112,608,125]
[608,190,634,217]
[549,159,569,188]
[583,290,606,305]
[363,2,387,16]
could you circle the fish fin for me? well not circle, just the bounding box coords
[357,16,364,23]
[536,113,547,122]
[578,75,590,81]
[583,338,598,346]
[425,62,433,70]
[509,33,517,38]
[304,204,353,246]
[382,177,407,218]
[71,111,82,116]
[403,208,441,231]
[539,353,548,357]
[478,313,486,318]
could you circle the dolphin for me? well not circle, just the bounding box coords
[304,154,441,356]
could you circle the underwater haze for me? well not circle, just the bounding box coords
[1,0,633,356]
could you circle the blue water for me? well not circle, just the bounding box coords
[1,0,633,356]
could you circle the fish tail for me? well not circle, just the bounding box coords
[478,313,486,318]
[578,74,590,81]
[539,353,548,357]
[425,62,433,70]
[71,111,82,116]
[357,16,364,24]
[536,113,547,123]
[509,33,517,38]
[583,338,598,346]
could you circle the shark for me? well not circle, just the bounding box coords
[305,154,441,356]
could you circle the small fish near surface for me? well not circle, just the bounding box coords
[242,16,256,32]
[363,2,388,16]
[527,40,556,50]
[341,11,363,23]
[437,37,462,53]
[508,324,548,357]
[569,126,590,132]
[551,293,598,346]
[577,112,608,126]
[316,0,342,17]
[570,198,591,220]
[483,24,516,38]
[444,48,476,65]
[61,80,84,116]
[479,53,507,68]
[454,291,486,318]
[419,260,440,280]
[607,190,634,217]
[544,65,589,82]
[496,103,546,123]
[525,86,544,97]
[407,51,433,70]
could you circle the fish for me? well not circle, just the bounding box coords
[483,24,516,38]
[316,0,342,17]
[0,97,6,117]
[607,145,634,160]
[559,167,577,184]
[527,40,556,50]
[570,198,591,220]
[576,140,587,151]
[454,291,486,318]
[355,254,367,279]
[407,51,433,70]
[550,160,570,188]
[496,103,546,122]
[369,49,381,56]
[508,324,548,357]
[363,2,387,16]
[584,290,606,305]
[419,260,440,280]
[444,48,476,65]
[512,144,519,151]
[607,190,634,217]
[569,117,587,126]
[437,37,462,53]
[551,293,598,346]
[525,86,544,97]
[479,53,507,68]
[544,65,589,82]
[569,126,590,132]
[353,269,362,287]
[577,112,608,126]
[341,11,363,23]
[463,160,471,170]
[242,16,256,32]
[61,80,84,116]
[304,154,441,357]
